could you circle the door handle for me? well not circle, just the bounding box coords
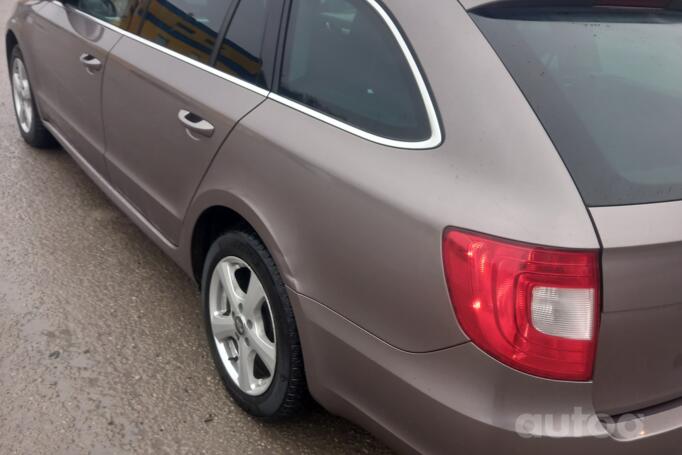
[178,109,215,138]
[79,53,102,73]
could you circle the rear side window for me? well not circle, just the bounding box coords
[473,7,682,206]
[279,0,431,142]
[215,0,284,89]
[137,0,235,64]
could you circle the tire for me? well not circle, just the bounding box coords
[9,46,57,149]
[201,230,308,420]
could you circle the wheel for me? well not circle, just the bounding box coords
[9,46,56,148]
[202,230,308,420]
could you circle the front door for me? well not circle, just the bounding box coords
[28,1,138,176]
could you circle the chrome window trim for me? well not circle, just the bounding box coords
[52,1,270,97]
[52,0,442,149]
[274,0,442,150]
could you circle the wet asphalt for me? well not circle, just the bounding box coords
[0,2,391,454]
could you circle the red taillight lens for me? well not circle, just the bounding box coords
[443,229,600,381]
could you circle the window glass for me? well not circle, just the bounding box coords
[215,0,282,89]
[138,0,235,64]
[70,0,147,29]
[279,0,431,142]
[473,8,682,206]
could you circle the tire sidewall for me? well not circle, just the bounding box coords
[201,231,295,418]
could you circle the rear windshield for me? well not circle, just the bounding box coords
[472,7,682,206]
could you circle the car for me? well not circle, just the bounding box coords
[6,0,682,453]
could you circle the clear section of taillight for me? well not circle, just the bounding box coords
[443,228,601,381]
[531,287,595,341]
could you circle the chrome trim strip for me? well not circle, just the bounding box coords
[52,1,270,97]
[52,0,442,149]
[269,92,438,150]
[271,0,442,149]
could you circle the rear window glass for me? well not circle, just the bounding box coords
[472,8,682,206]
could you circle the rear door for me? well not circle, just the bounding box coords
[102,0,284,244]
[28,0,144,176]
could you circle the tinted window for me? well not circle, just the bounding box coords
[215,0,282,88]
[138,0,234,64]
[279,0,431,141]
[473,8,682,206]
[70,0,146,29]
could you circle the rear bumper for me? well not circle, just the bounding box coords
[290,290,682,454]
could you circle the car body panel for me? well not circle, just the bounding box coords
[24,1,121,176]
[290,289,682,454]
[373,0,599,253]
[188,103,466,351]
[591,201,682,415]
[40,107,180,257]
[591,200,682,251]
[102,34,266,245]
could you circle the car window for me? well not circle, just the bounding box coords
[68,0,146,29]
[137,0,235,64]
[278,0,431,142]
[214,0,283,89]
[473,7,682,206]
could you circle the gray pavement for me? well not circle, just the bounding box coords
[0,2,391,454]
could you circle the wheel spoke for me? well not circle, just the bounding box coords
[24,104,32,125]
[22,82,31,101]
[218,261,244,307]
[216,261,231,291]
[242,276,265,319]
[212,315,236,341]
[237,340,255,391]
[12,73,21,94]
[250,332,276,374]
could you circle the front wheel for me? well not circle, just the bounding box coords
[201,230,308,420]
[9,46,56,148]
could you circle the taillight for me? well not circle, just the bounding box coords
[443,229,600,381]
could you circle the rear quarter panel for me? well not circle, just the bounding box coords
[180,0,598,352]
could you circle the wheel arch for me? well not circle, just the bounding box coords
[190,205,252,284]
[186,192,295,291]
[5,29,18,66]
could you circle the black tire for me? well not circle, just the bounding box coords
[9,46,57,149]
[201,230,308,420]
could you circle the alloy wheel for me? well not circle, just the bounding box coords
[12,58,33,134]
[208,256,277,396]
